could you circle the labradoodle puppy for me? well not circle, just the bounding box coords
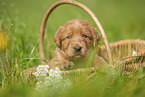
[48,19,107,70]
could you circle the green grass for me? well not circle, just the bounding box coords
[0,0,145,97]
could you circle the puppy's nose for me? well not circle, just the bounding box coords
[74,46,82,52]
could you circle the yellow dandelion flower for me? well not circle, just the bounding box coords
[0,32,7,51]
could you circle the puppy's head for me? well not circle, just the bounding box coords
[54,19,101,60]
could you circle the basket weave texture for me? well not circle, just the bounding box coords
[100,39,145,75]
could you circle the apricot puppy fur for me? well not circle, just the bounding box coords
[48,19,107,69]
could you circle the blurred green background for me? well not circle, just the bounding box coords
[0,0,145,97]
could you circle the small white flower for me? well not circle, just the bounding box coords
[49,69,55,76]
[132,50,137,55]
[34,65,49,77]
[55,67,62,74]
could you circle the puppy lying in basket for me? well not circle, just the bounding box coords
[27,19,108,73]
[48,19,107,70]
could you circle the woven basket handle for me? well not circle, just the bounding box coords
[39,0,112,64]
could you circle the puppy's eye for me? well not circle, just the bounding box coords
[67,36,71,39]
[83,35,88,38]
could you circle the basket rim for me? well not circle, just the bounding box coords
[100,39,145,48]
[99,39,145,64]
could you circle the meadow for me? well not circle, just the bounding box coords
[0,0,145,97]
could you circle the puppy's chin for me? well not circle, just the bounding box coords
[71,55,83,60]
[66,52,88,61]
[68,56,84,61]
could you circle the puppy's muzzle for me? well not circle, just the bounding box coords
[74,46,82,52]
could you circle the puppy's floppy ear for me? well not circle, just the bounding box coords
[91,27,101,47]
[54,27,64,48]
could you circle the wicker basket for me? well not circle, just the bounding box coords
[100,39,145,76]
[39,0,145,77]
